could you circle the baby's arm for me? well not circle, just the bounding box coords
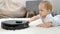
[28,14,40,22]
[37,14,53,28]
[31,16,39,21]
[28,16,39,22]
[37,22,52,28]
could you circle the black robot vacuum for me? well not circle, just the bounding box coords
[1,20,29,30]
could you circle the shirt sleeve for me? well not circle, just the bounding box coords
[44,14,54,23]
[36,14,41,19]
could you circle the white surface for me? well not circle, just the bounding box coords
[29,19,43,27]
[0,18,60,34]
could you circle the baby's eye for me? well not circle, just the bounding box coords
[39,10,43,12]
[41,10,43,11]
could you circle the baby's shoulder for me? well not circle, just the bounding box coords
[45,14,54,22]
[46,14,53,19]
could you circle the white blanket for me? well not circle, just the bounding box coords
[53,15,60,26]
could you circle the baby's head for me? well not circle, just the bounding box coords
[39,1,52,17]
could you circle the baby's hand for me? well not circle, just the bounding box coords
[26,19,32,23]
[37,23,51,28]
[37,24,48,28]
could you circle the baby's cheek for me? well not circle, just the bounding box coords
[40,11,47,16]
[41,12,46,15]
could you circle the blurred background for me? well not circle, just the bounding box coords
[0,0,60,18]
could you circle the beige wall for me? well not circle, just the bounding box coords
[43,0,60,15]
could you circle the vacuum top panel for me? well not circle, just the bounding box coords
[2,20,27,25]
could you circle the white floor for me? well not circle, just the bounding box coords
[0,18,60,34]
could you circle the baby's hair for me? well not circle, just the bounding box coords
[39,1,52,11]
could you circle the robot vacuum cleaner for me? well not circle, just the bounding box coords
[1,20,29,30]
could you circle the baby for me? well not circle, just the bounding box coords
[27,1,54,28]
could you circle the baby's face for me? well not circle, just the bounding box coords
[39,3,50,17]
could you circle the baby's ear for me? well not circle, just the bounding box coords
[47,10,51,14]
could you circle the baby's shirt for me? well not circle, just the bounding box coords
[29,14,54,26]
[37,14,60,27]
[37,14,54,23]
[53,15,60,26]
